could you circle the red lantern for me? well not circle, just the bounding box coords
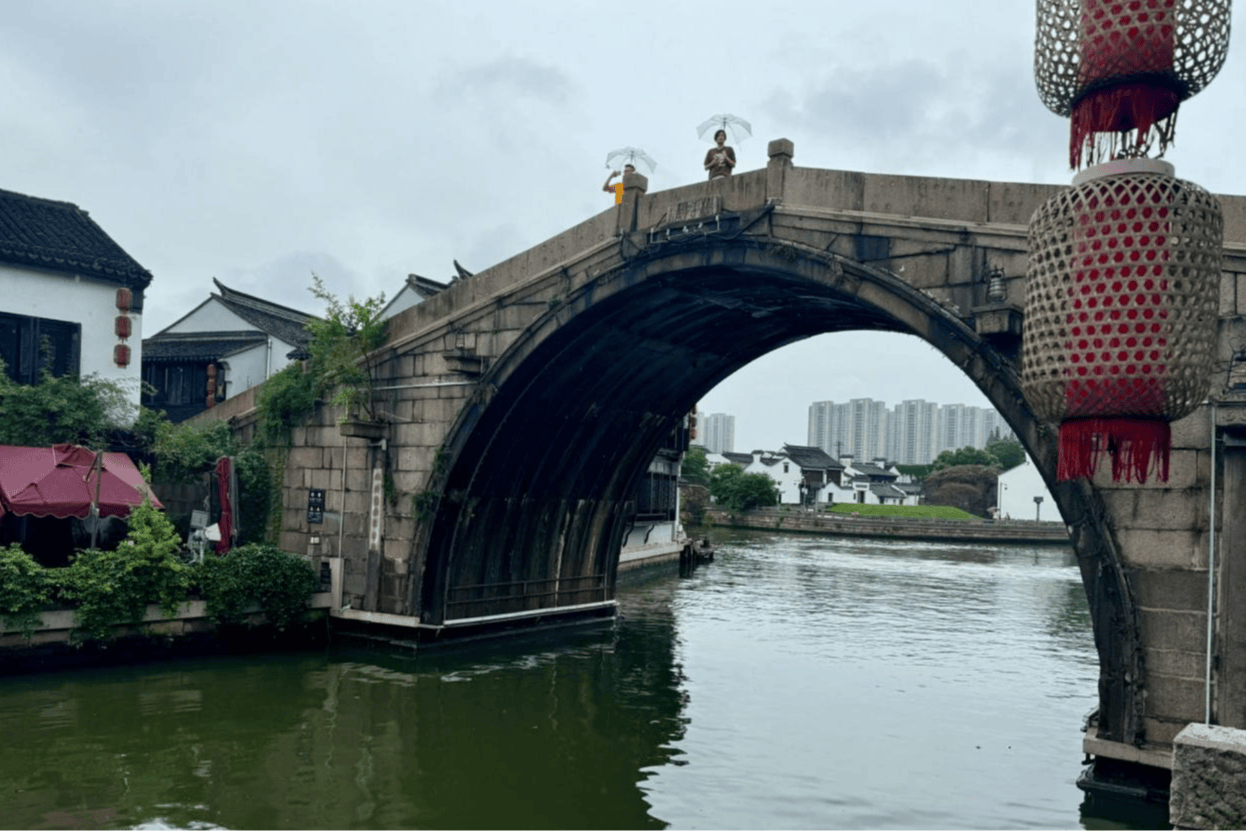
[115,315,131,339]
[1034,0,1230,169]
[1022,160,1222,482]
[114,344,131,368]
[115,287,133,312]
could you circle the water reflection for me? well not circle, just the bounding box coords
[0,531,1157,830]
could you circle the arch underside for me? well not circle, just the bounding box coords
[417,238,1143,744]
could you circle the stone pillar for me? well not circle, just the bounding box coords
[766,138,794,203]
[1170,723,1246,829]
[1220,436,1246,728]
[617,171,648,236]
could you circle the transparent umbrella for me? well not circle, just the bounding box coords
[604,147,657,174]
[696,113,752,144]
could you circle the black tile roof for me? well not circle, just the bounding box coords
[210,278,316,347]
[854,463,898,479]
[409,273,450,299]
[782,444,844,470]
[721,451,754,466]
[0,187,152,289]
[870,483,908,499]
[142,331,268,362]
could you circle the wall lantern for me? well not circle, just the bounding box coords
[113,344,131,368]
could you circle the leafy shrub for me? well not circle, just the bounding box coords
[0,545,52,638]
[153,418,237,483]
[195,544,319,631]
[255,363,317,446]
[306,272,388,425]
[59,500,188,642]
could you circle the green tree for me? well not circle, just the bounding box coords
[709,464,779,512]
[986,436,1026,471]
[931,446,1001,471]
[152,418,236,483]
[0,360,136,448]
[682,446,709,485]
[306,273,389,424]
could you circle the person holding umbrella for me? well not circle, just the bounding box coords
[703,129,735,179]
[602,163,635,204]
[697,113,750,180]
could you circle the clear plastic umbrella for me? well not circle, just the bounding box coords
[696,113,752,144]
[604,147,657,174]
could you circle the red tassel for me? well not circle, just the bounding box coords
[1058,418,1171,483]
[1069,84,1181,168]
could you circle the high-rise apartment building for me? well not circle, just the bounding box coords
[891,399,940,464]
[811,398,1011,465]
[700,413,736,454]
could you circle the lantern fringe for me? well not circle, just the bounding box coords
[1057,418,1171,484]
[1070,83,1180,169]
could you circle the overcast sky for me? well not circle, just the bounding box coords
[6,1,1245,451]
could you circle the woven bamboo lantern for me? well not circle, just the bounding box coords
[1033,0,1231,168]
[1025,0,1229,483]
[1023,159,1222,482]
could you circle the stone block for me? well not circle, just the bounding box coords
[1170,723,1246,830]
[385,553,409,576]
[987,180,1062,226]
[1172,409,1213,449]
[1092,448,1204,491]
[392,471,426,493]
[287,447,321,471]
[1114,527,1205,569]
[397,447,426,471]
[1142,716,1190,745]
[1146,673,1207,722]
[1111,489,1207,532]
[306,468,337,490]
[343,491,370,516]
[1139,608,1208,654]
[322,446,344,470]
[345,468,370,493]
[1144,646,1206,679]
[1132,567,1209,613]
[1220,272,1237,316]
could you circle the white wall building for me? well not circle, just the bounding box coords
[996,455,1059,522]
[0,188,153,417]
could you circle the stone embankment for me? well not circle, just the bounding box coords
[700,507,1070,546]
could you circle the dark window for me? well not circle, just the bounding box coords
[142,361,212,423]
[0,312,81,384]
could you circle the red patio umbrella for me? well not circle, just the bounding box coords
[0,444,161,520]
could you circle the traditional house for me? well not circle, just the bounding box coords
[377,273,450,321]
[780,444,845,506]
[141,279,316,422]
[0,187,152,412]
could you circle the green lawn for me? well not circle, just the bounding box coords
[825,503,977,520]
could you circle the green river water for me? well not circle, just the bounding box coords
[0,529,1171,829]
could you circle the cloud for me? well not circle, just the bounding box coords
[436,57,575,107]
[760,52,1068,181]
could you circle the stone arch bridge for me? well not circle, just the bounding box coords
[204,140,1246,776]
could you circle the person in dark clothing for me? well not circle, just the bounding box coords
[703,129,735,179]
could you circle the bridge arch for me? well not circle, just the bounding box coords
[415,231,1143,743]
